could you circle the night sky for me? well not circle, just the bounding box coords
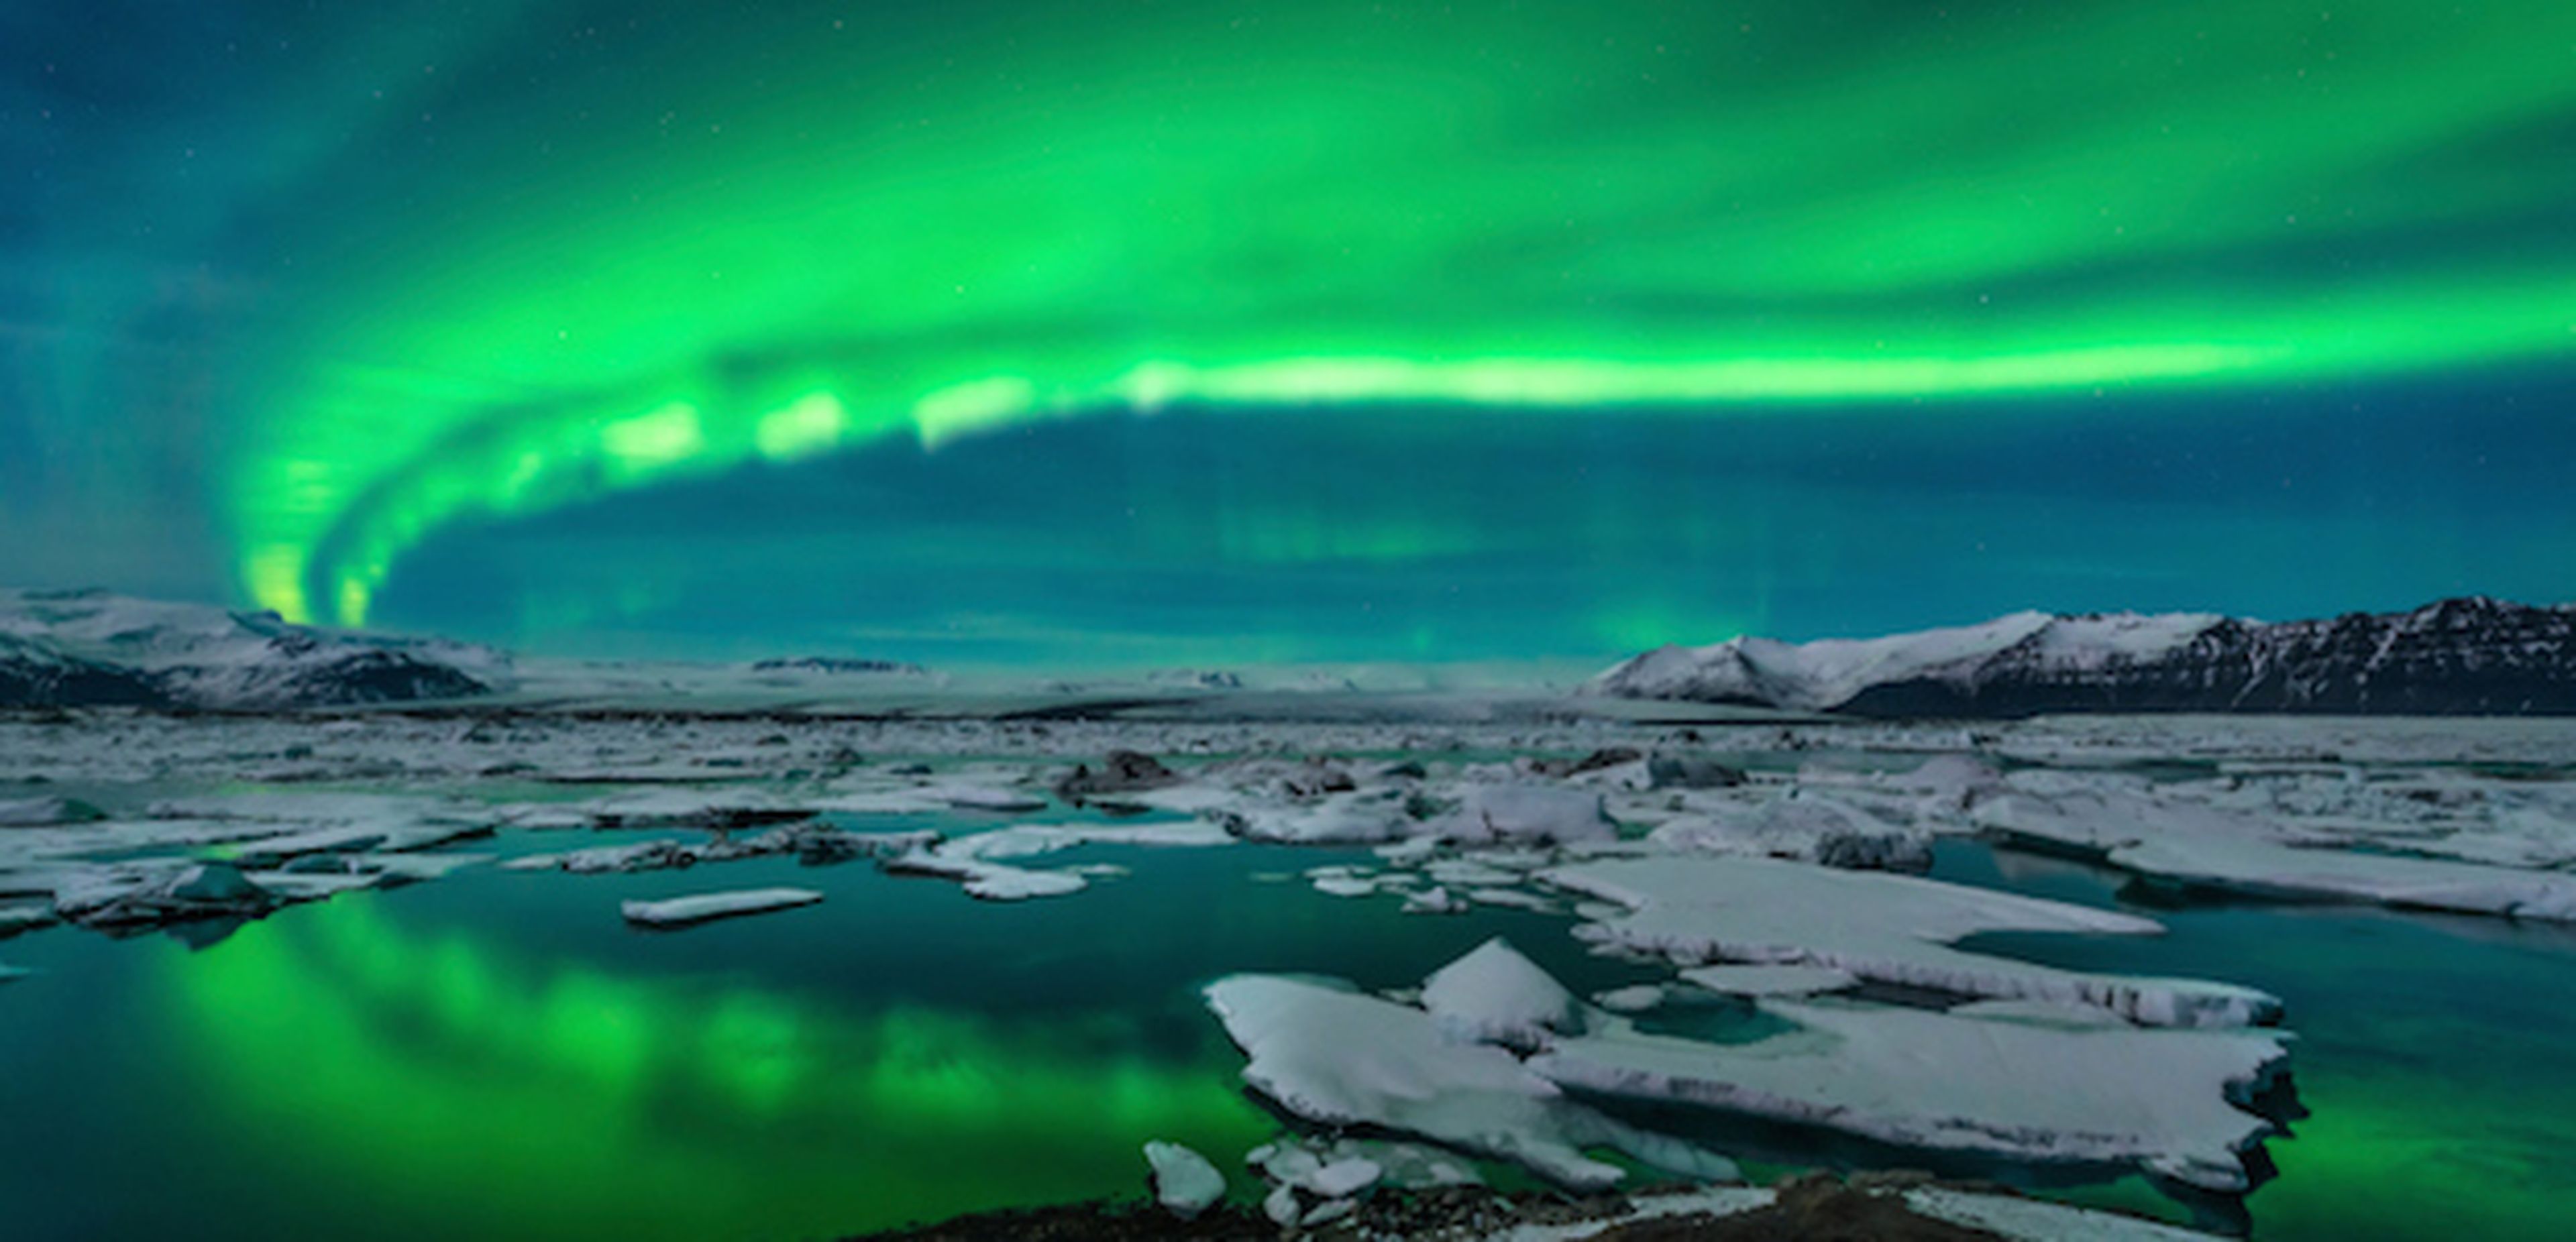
[3,1,2572,666]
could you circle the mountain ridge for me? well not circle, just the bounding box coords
[1589,597,2576,717]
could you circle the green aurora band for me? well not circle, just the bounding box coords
[214,0,2576,623]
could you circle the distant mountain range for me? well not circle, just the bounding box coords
[1589,597,2576,717]
[13,587,2576,716]
[0,588,504,710]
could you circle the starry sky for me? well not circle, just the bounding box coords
[3,1,2571,667]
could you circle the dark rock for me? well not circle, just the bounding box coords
[1529,747,1646,779]
[1648,752,1748,789]
[1057,750,1180,799]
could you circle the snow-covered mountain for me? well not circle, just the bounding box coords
[0,589,502,710]
[1590,598,2576,717]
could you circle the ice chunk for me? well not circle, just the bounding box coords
[1142,1141,1224,1219]
[1590,984,1670,1013]
[1546,855,2280,1027]
[1647,790,1931,872]
[1203,973,1736,1189]
[1483,1186,1779,1242]
[1977,785,2576,922]
[1421,937,1583,1050]
[1678,964,1856,997]
[1530,999,2290,1193]
[880,849,1088,901]
[1434,784,1617,846]
[55,862,280,929]
[1224,790,1413,843]
[1902,1186,2222,1241]
[1401,885,1467,914]
[619,887,824,927]
[1308,1156,1382,1198]
[933,785,1049,813]
[0,797,106,828]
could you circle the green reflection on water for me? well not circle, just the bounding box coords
[1944,844,2576,1242]
[164,896,1271,1240]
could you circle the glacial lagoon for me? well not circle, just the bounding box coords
[7,769,2575,1241]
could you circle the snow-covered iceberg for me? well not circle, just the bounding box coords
[619,887,824,927]
[1544,854,2282,1027]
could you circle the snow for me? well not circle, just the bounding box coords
[1545,855,2282,1027]
[933,785,1050,813]
[1402,885,1468,914]
[1529,999,2290,1193]
[1678,963,1857,997]
[1589,611,2058,710]
[1590,984,1669,1013]
[1142,1141,1225,1218]
[1222,790,1414,844]
[0,797,105,828]
[1203,973,1737,1189]
[54,861,280,927]
[618,887,824,927]
[1482,1186,1779,1242]
[881,848,1089,901]
[1433,784,1617,846]
[1420,937,1585,1049]
[1975,783,2576,922]
[1902,1187,2218,1241]
[1646,789,1931,871]
[0,587,502,709]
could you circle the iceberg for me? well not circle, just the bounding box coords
[1141,1141,1224,1218]
[618,887,824,927]
[1203,973,1737,1190]
[1531,1000,2290,1192]
[1545,854,2282,1027]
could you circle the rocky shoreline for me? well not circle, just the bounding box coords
[849,1174,2196,1241]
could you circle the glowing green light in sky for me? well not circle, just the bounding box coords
[201,0,2576,622]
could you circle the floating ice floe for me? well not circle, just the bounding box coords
[1432,784,1619,846]
[568,786,814,829]
[1481,1186,1779,1242]
[1678,963,1858,997]
[1223,789,1415,844]
[503,825,938,874]
[876,820,1231,901]
[0,902,56,937]
[1646,789,1933,872]
[54,862,282,929]
[1975,783,2576,922]
[1589,984,1669,1013]
[1141,1140,1224,1219]
[1203,972,1739,1190]
[931,785,1051,813]
[1421,936,1585,1050]
[1402,885,1468,914]
[1900,1186,2221,1241]
[1463,887,1558,912]
[1252,1135,1483,1193]
[881,848,1089,901]
[0,797,106,828]
[1532,999,2290,1193]
[619,887,824,927]
[1544,855,2282,1028]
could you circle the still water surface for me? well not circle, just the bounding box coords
[3,818,2572,1240]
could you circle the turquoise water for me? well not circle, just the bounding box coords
[0,820,1656,1241]
[1934,843,2576,1241]
[5,820,2574,1239]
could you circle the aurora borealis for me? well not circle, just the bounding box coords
[5,1,2573,662]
